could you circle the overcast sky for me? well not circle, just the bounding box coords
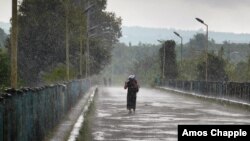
[106,0,250,34]
[1,0,250,34]
[0,0,11,23]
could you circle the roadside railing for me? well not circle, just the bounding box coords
[159,80,250,104]
[0,79,91,141]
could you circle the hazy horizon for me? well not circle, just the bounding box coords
[1,21,250,45]
[120,26,250,45]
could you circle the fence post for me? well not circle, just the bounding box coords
[0,96,3,141]
[190,81,192,92]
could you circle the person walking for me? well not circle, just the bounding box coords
[124,75,139,113]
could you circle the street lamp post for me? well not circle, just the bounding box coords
[86,9,90,79]
[61,0,70,80]
[195,17,208,81]
[173,31,183,67]
[79,0,84,78]
[65,0,69,81]
[84,0,99,79]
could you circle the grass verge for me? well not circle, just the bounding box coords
[75,93,97,141]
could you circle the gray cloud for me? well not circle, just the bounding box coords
[1,0,250,33]
[190,0,250,8]
[106,0,250,33]
[0,0,12,22]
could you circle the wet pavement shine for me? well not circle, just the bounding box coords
[91,87,250,141]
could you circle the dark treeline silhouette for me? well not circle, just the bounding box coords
[4,0,121,87]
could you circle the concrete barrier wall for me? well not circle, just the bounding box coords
[0,79,91,141]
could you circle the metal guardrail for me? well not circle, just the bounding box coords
[159,80,250,104]
[0,79,91,141]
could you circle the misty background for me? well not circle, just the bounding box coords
[1,0,250,87]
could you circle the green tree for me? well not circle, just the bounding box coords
[130,48,160,86]
[0,28,7,48]
[14,0,121,86]
[218,46,224,59]
[42,63,77,84]
[17,0,66,86]
[197,53,227,81]
[234,62,248,81]
[178,58,199,80]
[224,61,235,81]
[100,42,161,86]
[88,0,122,75]
[247,56,250,80]
[188,33,206,49]
[159,40,178,79]
[0,49,10,88]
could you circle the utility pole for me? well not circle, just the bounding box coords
[85,6,89,78]
[80,26,83,78]
[79,0,83,78]
[85,0,91,79]
[11,0,18,88]
[65,0,69,81]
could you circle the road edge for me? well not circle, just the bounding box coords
[156,86,250,111]
[48,86,98,141]
[67,87,97,141]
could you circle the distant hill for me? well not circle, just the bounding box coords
[0,28,7,48]
[0,22,10,34]
[1,23,249,46]
[120,26,250,45]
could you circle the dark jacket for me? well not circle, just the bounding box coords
[124,79,139,93]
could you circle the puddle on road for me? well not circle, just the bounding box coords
[97,112,112,118]
[93,131,105,140]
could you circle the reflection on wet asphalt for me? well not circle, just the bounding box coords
[91,87,250,141]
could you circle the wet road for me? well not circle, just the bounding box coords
[91,87,250,141]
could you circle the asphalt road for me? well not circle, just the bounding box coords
[91,87,250,141]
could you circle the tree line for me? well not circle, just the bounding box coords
[0,28,7,48]
[1,0,122,88]
[101,33,250,86]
